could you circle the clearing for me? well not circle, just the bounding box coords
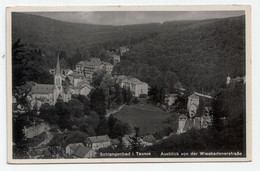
[113,99,178,135]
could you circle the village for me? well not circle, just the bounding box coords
[12,44,246,159]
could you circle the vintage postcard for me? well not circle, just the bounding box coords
[6,5,251,163]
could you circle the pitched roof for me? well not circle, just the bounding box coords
[169,133,175,137]
[111,139,120,145]
[193,92,213,99]
[143,135,156,143]
[102,62,113,66]
[85,58,102,67]
[183,118,201,132]
[194,117,201,129]
[188,94,200,99]
[111,53,120,58]
[179,114,188,120]
[69,72,84,79]
[67,143,84,154]
[76,58,102,68]
[31,83,54,94]
[121,76,147,85]
[116,75,127,81]
[87,135,110,143]
[77,80,91,87]
[76,61,86,66]
[183,119,194,132]
[72,81,93,91]
[74,146,92,158]
[168,94,178,98]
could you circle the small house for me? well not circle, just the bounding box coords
[165,94,178,106]
[140,135,157,147]
[74,146,96,158]
[187,92,212,118]
[111,138,120,148]
[177,114,188,134]
[122,134,132,148]
[85,135,111,151]
[65,143,84,156]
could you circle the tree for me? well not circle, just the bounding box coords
[73,94,91,115]
[67,99,84,118]
[100,74,115,109]
[130,127,140,156]
[113,84,124,105]
[13,114,31,159]
[108,115,131,139]
[87,111,100,129]
[39,103,58,125]
[122,87,132,105]
[63,77,71,86]
[12,39,53,88]
[90,88,106,117]
[95,118,109,135]
[54,101,71,129]
[92,69,107,88]
[65,131,89,145]
[13,82,34,114]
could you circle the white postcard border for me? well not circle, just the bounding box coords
[6,5,252,163]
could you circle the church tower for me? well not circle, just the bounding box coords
[54,54,62,87]
[53,54,63,103]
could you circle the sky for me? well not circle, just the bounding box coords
[30,11,245,25]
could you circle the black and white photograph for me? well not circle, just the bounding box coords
[6,6,251,163]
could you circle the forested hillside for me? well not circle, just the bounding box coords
[116,16,245,92]
[12,13,245,92]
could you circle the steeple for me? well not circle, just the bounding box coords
[54,53,62,88]
[55,54,61,75]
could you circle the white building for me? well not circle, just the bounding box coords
[85,135,111,151]
[187,92,212,118]
[116,76,148,97]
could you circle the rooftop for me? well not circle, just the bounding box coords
[111,138,120,145]
[102,61,113,66]
[67,143,84,154]
[143,135,156,143]
[87,135,110,143]
[74,146,92,158]
[76,58,102,68]
[193,92,213,99]
[183,118,201,132]
[31,83,54,94]
[119,76,147,85]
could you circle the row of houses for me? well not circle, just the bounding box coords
[65,135,118,158]
[75,58,114,81]
[177,113,213,134]
[105,46,129,59]
[65,133,158,158]
[175,75,245,134]
[177,92,213,134]
[15,46,138,109]
[122,134,157,148]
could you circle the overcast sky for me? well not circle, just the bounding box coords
[30,11,245,26]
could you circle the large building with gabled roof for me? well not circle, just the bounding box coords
[115,75,148,97]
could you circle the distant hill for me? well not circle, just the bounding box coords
[12,12,162,57]
[12,13,245,91]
